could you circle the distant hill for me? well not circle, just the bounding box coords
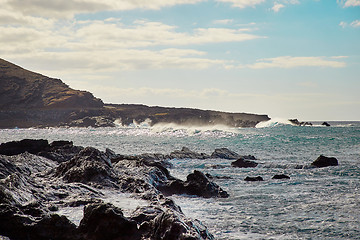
[0,58,103,110]
[0,58,270,128]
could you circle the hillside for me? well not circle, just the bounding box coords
[0,58,270,128]
[0,58,103,109]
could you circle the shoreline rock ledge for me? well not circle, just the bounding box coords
[0,139,224,240]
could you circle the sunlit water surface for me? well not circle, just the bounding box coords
[1,121,359,239]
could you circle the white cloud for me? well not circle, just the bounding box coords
[339,21,347,28]
[216,0,266,9]
[339,20,360,28]
[350,20,360,27]
[0,18,263,71]
[272,3,285,12]
[213,19,234,25]
[244,56,347,69]
[4,0,204,18]
[338,0,360,7]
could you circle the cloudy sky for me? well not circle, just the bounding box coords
[1,0,359,120]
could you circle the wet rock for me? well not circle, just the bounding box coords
[170,147,210,159]
[53,147,117,186]
[289,119,313,126]
[244,176,264,181]
[131,205,214,240]
[322,122,331,127]
[0,139,217,240]
[210,148,240,159]
[272,174,290,179]
[311,155,338,168]
[161,170,229,198]
[231,157,258,168]
[38,141,84,163]
[0,139,49,156]
[205,173,232,180]
[79,203,141,240]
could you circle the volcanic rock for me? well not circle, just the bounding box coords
[53,147,116,186]
[0,139,49,156]
[211,148,240,159]
[161,170,229,198]
[231,157,258,168]
[272,174,290,179]
[244,176,264,181]
[170,147,210,159]
[79,203,140,240]
[0,139,219,239]
[311,155,338,168]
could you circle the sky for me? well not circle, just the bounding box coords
[1,0,359,120]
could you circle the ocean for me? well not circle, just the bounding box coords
[1,120,359,239]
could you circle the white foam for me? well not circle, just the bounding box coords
[255,118,293,128]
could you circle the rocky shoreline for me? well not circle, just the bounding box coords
[0,139,232,240]
[0,139,339,240]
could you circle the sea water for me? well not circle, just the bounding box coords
[1,121,359,239]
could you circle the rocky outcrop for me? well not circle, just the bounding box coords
[210,148,240,159]
[231,157,258,168]
[289,119,313,126]
[272,174,290,179]
[322,122,331,127]
[160,170,229,198]
[311,155,338,168]
[0,139,222,239]
[79,203,141,240]
[170,147,210,159]
[244,176,264,181]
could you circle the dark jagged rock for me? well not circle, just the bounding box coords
[322,122,331,127]
[38,141,84,163]
[244,176,264,181]
[272,174,290,179]
[211,148,240,159]
[289,119,313,126]
[0,139,49,156]
[79,203,141,240]
[53,147,116,186]
[170,147,210,159]
[161,170,229,198]
[0,139,218,239]
[231,157,258,168]
[311,155,338,168]
[131,205,214,240]
[205,173,232,180]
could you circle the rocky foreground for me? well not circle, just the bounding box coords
[0,139,237,240]
[0,139,339,240]
[0,58,270,129]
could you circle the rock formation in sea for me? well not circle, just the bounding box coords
[311,155,339,168]
[0,139,237,239]
[231,157,258,168]
[0,58,270,128]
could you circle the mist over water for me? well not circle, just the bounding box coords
[1,121,360,239]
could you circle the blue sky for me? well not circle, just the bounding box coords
[1,0,359,120]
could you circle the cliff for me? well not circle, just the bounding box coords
[0,58,270,128]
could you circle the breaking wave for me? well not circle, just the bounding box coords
[114,118,238,135]
[255,118,294,128]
